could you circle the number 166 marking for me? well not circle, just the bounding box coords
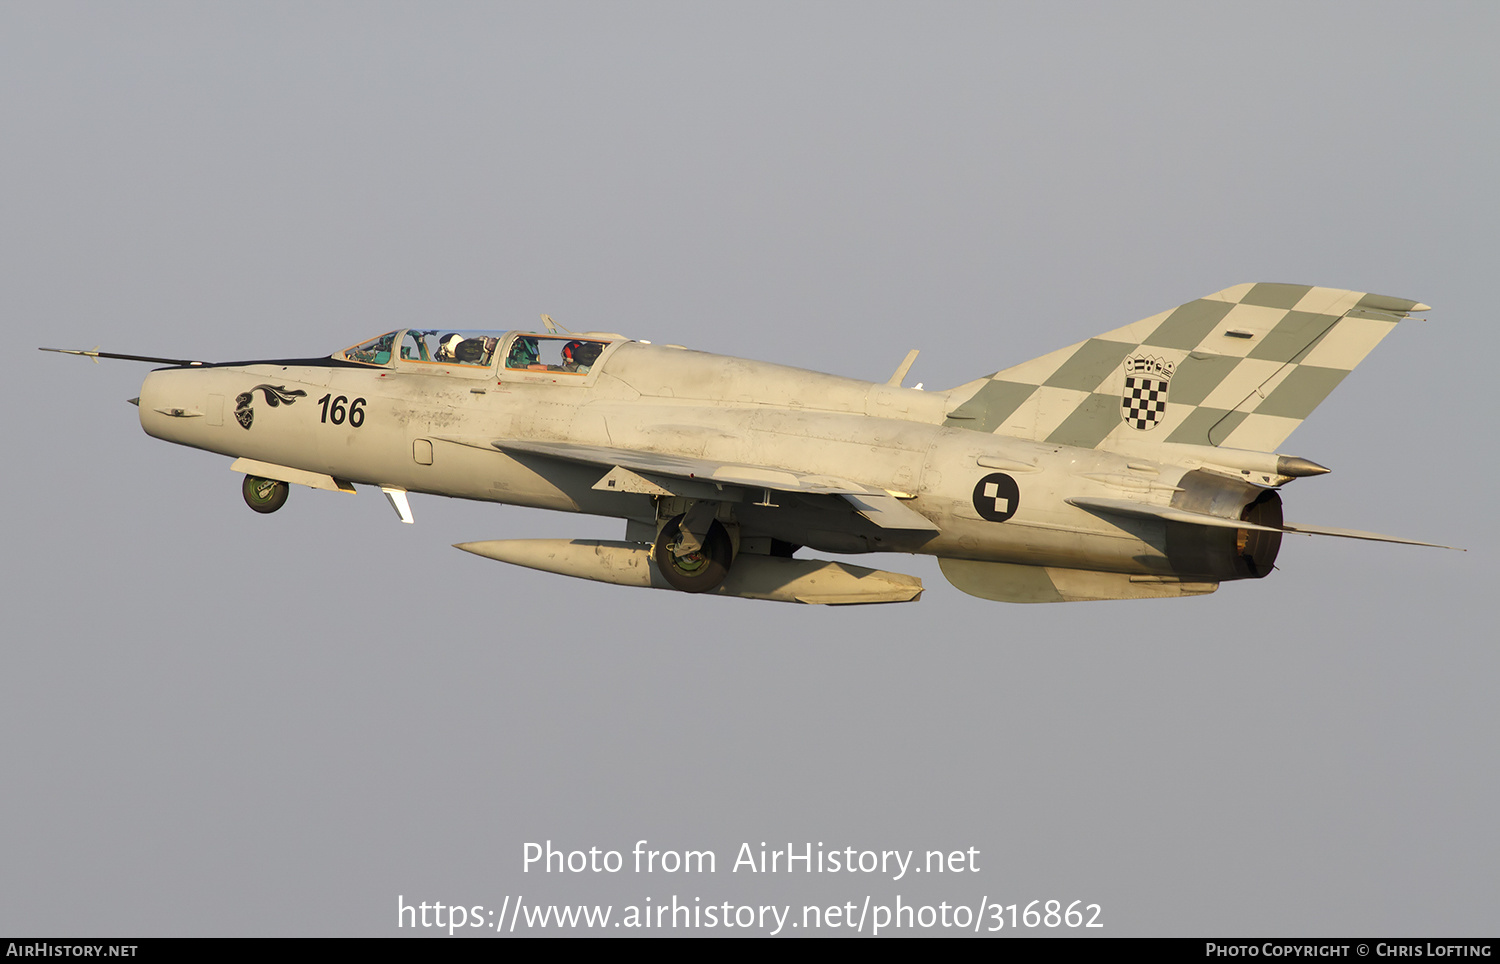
[316,394,366,427]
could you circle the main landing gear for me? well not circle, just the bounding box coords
[653,513,732,592]
[242,475,289,514]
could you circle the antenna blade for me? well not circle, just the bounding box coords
[886,349,919,387]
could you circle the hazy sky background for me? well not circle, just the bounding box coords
[3,2,1495,936]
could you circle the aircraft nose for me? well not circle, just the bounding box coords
[137,368,218,442]
[137,370,169,437]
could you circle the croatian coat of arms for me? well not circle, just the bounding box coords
[1121,355,1174,431]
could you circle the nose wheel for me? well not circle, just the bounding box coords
[653,515,732,592]
[242,475,289,514]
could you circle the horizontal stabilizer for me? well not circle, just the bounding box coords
[1070,496,1457,549]
[1068,496,1284,533]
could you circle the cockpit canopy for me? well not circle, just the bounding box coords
[503,334,607,373]
[341,331,398,365]
[338,329,618,376]
[341,329,503,368]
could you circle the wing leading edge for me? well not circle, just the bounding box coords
[449,436,941,535]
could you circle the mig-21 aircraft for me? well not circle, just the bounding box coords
[45,283,1454,605]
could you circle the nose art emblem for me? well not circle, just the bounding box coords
[234,384,307,430]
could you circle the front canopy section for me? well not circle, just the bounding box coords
[340,331,399,366]
[338,329,507,369]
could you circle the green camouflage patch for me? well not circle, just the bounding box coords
[1205,409,1251,446]
[1255,365,1348,420]
[1042,338,1135,392]
[1357,292,1424,313]
[1045,392,1120,449]
[1163,407,1248,446]
[1247,311,1340,363]
[1242,283,1314,309]
[1167,352,1239,407]
[943,379,1037,433]
[1143,300,1236,351]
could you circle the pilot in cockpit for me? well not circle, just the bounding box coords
[560,339,603,373]
[507,336,540,370]
[437,333,463,362]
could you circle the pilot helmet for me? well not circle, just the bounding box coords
[508,337,539,366]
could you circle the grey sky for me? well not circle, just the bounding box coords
[2,2,1495,936]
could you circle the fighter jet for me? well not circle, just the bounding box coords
[44,283,1454,605]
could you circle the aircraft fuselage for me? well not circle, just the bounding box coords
[136,337,1270,585]
[64,283,1444,604]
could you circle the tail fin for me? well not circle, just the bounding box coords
[944,284,1428,452]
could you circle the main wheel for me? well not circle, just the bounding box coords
[242,475,289,514]
[653,515,732,592]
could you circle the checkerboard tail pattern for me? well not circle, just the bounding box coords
[943,284,1428,453]
[1122,374,1169,430]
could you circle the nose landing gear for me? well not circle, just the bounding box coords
[242,475,289,514]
